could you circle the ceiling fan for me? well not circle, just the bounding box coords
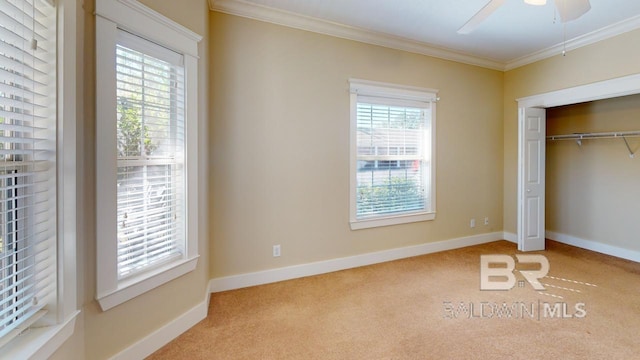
[458,0,591,34]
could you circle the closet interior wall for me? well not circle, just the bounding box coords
[546,93,640,252]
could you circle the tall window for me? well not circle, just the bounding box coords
[0,0,56,345]
[349,79,437,230]
[115,32,185,279]
[96,0,201,311]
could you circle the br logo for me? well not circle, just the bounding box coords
[480,254,549,291]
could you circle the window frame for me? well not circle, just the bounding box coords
[95,0,202,311]
[349,79,438,230]
[0,0,80,357]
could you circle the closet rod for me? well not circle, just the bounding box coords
[546,131,640,141]
[546,131,640,158]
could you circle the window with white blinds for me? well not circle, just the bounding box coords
[115,31,185,279]
[350,79,437,230]
[0,0,56,344]
[96,0,200,311]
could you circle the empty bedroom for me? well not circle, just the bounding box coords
[2,0,639,359]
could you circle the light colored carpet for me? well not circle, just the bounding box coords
[148,240,640,359]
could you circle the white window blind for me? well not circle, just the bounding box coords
[0,0,56,343]
[350,79,436,229]
[115,30,186,279]
[355,100,432,217]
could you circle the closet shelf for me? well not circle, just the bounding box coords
[546,131,640,158]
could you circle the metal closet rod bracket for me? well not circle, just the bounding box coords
[622,136,635,158]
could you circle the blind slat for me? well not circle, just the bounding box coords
[0,54,48,79]
[0,3,50,43]
[119,247,180,269]
[118,233,179,257]
[119,220,178,240]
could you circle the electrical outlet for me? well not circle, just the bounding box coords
[273,245,281,257]
[484,217,489,226]
[470,218,476,228]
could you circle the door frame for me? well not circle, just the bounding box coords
[516,73,640,251]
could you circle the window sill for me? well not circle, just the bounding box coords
[97,256,199,311]
[1,310,79,360]
[350,211,436,230]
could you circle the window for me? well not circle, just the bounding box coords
[0,0,78,357]
[96,0,201,311]
[0,0,56,345]
[349,79,437,230]
[115,32,185,280]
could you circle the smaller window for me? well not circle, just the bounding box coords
[349,79,437,230]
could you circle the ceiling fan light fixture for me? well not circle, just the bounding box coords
[524,0,547,5]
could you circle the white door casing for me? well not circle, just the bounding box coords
[518,107,546,251]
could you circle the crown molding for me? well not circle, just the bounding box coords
[505,14,640,71]
[210,0,640,73]
[209,0,505,71]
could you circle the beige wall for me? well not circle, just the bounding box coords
[546,95,640,251]
[503,29,640,234]
[209,12,504,278]
[49,3,640,358]
[51,0,210,359]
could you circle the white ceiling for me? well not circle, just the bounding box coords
[210,0,640,70]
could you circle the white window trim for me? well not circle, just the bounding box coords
[1,0,80,357]
[349,79,438,230]
[95,0,202,311]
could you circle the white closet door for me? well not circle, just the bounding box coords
[518,107,546,251]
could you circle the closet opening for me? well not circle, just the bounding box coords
[516,73,640,255]
[544,94,640,261]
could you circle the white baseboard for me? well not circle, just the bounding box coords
[503,232,517,244]
[209,232,507,293]
[110,294,209,360]
[546,231,640,263]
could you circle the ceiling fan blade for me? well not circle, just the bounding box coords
[555,0,591,22]
[458,0,506,35]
